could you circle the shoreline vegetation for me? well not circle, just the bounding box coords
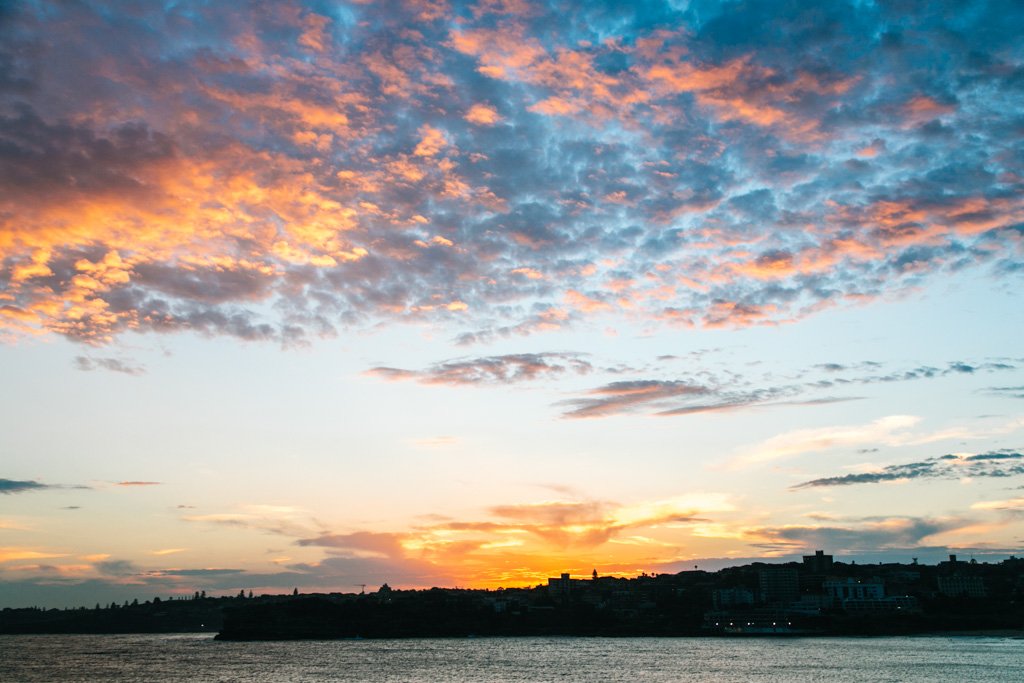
[3,554,1022,639]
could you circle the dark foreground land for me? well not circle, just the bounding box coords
[214,591,1024,640]
[3,555,1023,638]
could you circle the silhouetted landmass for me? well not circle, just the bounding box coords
[0,595,228,634]
[3,554,1023,638]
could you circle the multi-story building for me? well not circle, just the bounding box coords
[937,575,987,598]
[824,577,885,603]
[758,566,800,604]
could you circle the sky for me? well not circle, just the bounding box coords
[1,0,1023,609]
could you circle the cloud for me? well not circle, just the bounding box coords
[0,0,1021,344]
[433,493,719,551]
[554,356,1019,419]
[0,479,52,494]
[737,415,923,466]
[560,379,716,418]
[733,414,1024,467]
[149,567,246,577]
[115,481,161,487]
[294,531,457,587]
[794,449,1024,489]
[297,531,406,558]
[95,560,139,577]
[368,352,593,385]
[744,516,968,554]
[0,547,69,563]
[972,497,1024,512]
[285,491,730,589]
[182,504,319,537]
[73,356,146,375]
[986,386,1024,399]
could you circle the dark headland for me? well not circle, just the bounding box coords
[4,552,1023,638]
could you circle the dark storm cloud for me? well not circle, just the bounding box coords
[793,449,1024,489]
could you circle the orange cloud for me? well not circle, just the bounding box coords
[644,53,853,140]
[0,547,68,563]
[0,141,379,341]
[903,95,955,122]
[465,103,502,125]
[290,492,726,588]
[704,301,780,328]
[297,12,332,53]
[564,289,611,313]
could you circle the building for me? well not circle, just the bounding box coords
[937,575,986,598]
[547,572,596,599]
[824,578,885,603]
[712,587,755,609]
[548,573,573,598]
[758,566,799,604]
[842,596,918,613]
[802,550,834,574]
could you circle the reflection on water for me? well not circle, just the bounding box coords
[1,633,1022,682]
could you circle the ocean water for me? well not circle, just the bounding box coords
[0,634,1021,682]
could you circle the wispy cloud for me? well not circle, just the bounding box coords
[743,516,970,554]
[73,356,145,376]
[972,497,1024,511]
[733,414,1024,468]
[559,379,716,419]
[0,479,53,495]
[793,449,1024,489]
[182,504,321,537]
[736,415,923,467]
[554,357,1019,419]
[985,386,1024,399]
[368,352,592,385]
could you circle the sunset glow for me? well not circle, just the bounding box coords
[1,0,1022,608]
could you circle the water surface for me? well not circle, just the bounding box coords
[1,634,1021,682]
